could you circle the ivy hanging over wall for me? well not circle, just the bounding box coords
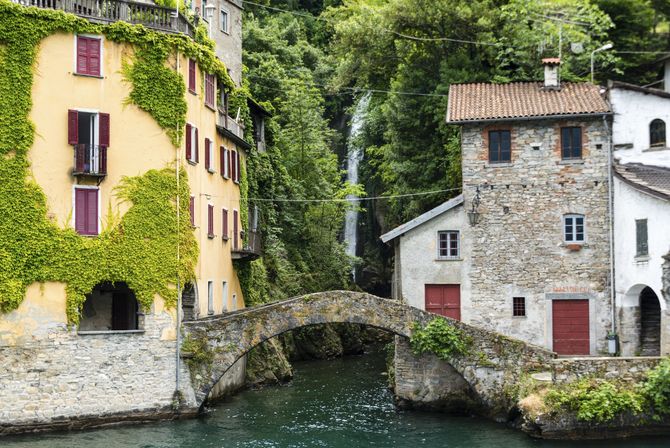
[0,1,238,322]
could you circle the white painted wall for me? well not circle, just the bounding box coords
[610,87,670,155]
[397,205,472,319]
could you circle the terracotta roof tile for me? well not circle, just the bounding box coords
[447,82,611,123]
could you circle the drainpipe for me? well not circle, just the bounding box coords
[604,114,616,336]
[175,50,182,399]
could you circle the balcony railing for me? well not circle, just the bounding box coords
[231,228,262,261]
[12,0,195,37]
[73,144,107,177]
[218,113,245,140]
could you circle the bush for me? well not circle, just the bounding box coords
[642,357,670,417]
[409,318,471,361]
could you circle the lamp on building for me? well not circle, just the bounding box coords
[204,4,216,37]
[467,186,481,226]
[590,43,613,84]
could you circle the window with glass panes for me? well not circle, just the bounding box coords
[438,231,459,259]
[513,297,526,317]
[563,214,585,243]
[488,130,511,163]
[561,127,582,159]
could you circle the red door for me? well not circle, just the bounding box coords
[425,284,461,320]
[552,300,590,355]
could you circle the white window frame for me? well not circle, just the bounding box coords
[207,138,215,173]
[220,8,230,34]
[73,34,104,77]
[207,202,215,238]
[231,293,237,311]
[437,230,460,259]
[222,281,228,312]
[187,124,197,164]
[207,280,214,315]
[223,147,230,179]
[563,214,585,244]
[72,185,101,236]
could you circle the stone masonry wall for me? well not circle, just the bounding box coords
[0,311,197,435]
[551,357,662,384]
[461,117,612,353]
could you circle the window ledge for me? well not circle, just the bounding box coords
[635,255,650,263]
[205,103,216,112]
[73,72,104,79]
[187,160,197,166]
[486,162,513,168]
[436,257,462,262]
[560,242,589,250]
[208,233,216,239]
[222,235,229,241]
[558,159,584,165]
[189,89,197,96]
[512,315,527,319]
[207,168,216,174]
[78,330,145,335]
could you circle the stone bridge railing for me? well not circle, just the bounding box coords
[182,291,556,418]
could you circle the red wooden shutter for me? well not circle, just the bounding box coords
[189,196,195,226]
[76,37,88,74]
[86,189,98,235]
[205,138,211,171]
[233,210,239,249]
[99,113,110,147]
[226,149,231,179]
[231,150,236,182]
[195,128,199,163]
[75,188,98,235]
[220,146,225,174]
[99,146,107,174]
[75,188,86,234]
[68,110,79,145]
[89,38,101,76]
[222,208,228,238]
[185,123,192,161]
[208,204,214,237]
[188,59,196,92]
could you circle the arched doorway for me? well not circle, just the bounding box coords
[182,282,198,321]
[640,286,661,356]
[79,282,139,331]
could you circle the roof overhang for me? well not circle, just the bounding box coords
[380,194,464,243]
[216,125,252,151]
[446,112,612,125]
[608,80,670,100]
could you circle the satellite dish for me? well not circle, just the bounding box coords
[571,42,584,54]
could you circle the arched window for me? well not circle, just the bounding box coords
[650,119,666,147]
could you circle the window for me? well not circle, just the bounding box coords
[222,208,229,240]
[74,187,99,235]
[561,127,582,160]
[489,130,511,163]
[636,219,648,257]
[231,293,237,311]
[205,74,216,109]
[188,59,196,93]
[68,110,109,175]
[437,231,459,259]
[220,8,229,33]
[207,204,215,238]
[564,214,585,243]
[650,119,666,147]
[220,146,229,178]
[230,149,237,182]
[185,124,199,164]
[207,281,214,315]
[222,281,228,312]
[189,195,195,227]
[76,36,101,77]
[513,297,526,317]
[205,138,214,172]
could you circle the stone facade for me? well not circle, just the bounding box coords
[461,117,612,353]
[551,356,662,384]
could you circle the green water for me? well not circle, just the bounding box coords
[3,351,670,448]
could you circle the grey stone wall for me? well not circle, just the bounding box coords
[0,311,198,435]
[551,356,662,384]
[461,117,612,353]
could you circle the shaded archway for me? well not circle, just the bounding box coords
[182,291,555,419]
[79,282,139,331]
[640,286,661,356]
[182,282,198,322]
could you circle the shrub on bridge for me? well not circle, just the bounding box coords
[409,318,471,361]
[642,357,670,418]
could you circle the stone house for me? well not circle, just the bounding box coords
[0,1,256,433]
[608,79,670,356]
[382,59,614,356]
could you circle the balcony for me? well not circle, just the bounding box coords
[12,0,195,37]
[73,144,107,178]
[216,112,251,151]
[231,228,262,261]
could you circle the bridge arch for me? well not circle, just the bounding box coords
[182,291,555,418]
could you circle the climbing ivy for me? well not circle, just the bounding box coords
[0,1,231,322]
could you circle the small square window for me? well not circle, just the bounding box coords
[438,231,459,259]
[76,36,101,77]
[513,297,526,317]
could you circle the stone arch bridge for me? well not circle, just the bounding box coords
[182,291,555,418]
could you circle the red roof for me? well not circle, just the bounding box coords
[446,82,611,124]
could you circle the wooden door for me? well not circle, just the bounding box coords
[425,284,461,321]
[552,300,590,355]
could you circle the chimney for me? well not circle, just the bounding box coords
[542,58,561,89]
[665,59,670,93]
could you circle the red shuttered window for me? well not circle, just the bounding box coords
[74,188,99,235]
[205,74,216,108]
[189,196,195,227]
[233,210,239,250]
[235,151,241,183]
[207,204,215,238]
[185,124,199,164]
[230,150,237,182]
[226,149,232,179]
[220,146,226,176]
[76,36,101,77]
[205,138,212,171]
[222,208,229,240]
[185,123,192,161]
[188,59,196,93]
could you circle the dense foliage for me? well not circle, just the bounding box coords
[242,0,669,294]
[409,318,471,360]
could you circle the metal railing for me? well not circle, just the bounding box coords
[12,0,195,37]
[73,144,107,176]
[218,112,245,140]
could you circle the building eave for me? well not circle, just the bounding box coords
[614,169,670,202]
[216,125,252,151]
[446,112,613,125]
[608,80,670,100]
[380,194,464,243]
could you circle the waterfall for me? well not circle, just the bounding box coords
[344,92,371,279]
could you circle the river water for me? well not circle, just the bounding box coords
[4,350,670,448]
